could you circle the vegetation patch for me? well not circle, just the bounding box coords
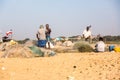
[73,41,93,52]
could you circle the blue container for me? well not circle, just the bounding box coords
[109,45,115,51]
[38,40,46,47]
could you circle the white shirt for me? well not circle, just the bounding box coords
[96,41,105,52]
[37,28,46,40]
[83,29,91,38]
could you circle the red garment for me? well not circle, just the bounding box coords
[6,31,13,36]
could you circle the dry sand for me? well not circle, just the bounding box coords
[0,52,120,80]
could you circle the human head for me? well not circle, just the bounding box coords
[39,25,44,29]
[46,24,49,29]
[86,27,89,31]
[99,37,103,41]
[86,25,91,31]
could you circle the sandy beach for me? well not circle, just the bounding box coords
[0,52,120,80]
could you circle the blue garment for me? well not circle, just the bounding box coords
[109,45,115,51]
[46,35,50,41]
[37,40,46,47]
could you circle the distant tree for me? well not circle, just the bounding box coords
[103,35,120,41]
[24,38,30,42]
[17,38,30,44]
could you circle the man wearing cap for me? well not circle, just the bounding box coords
[82,25,92,42]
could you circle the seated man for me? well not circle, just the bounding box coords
[95,37,105,52]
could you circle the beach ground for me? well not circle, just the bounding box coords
[0,52,120,80]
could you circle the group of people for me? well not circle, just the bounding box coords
[36,24,51,49]
[82,25,105,52]
[36,24,105,52]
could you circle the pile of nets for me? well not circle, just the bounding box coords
[0,40,55,58]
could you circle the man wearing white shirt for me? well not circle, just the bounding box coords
[82,26,92,42]
[95,37,105,52]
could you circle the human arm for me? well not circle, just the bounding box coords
[36,33,40,40]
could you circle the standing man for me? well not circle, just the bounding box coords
[36,25,46,47]
[45,24,51,49]
[36,25,46,40]
[82,25,92,43]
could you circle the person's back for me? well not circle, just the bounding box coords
[37,25,46,40]
[95,37,105,52]
[38,28,46,40]
[36,25,46,47]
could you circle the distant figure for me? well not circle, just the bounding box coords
[6,29,13,39]
[95,37,105,52]
[2,29,13,42]
[0,30,3,42]
[45,24,51,41]
[45,24,51,49]
[36,25,46,47]
[82,25,92,42]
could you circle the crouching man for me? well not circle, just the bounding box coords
[95,37,105,52]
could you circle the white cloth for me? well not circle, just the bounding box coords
[37,28,46,40]
[95,41,105,52]
[83,29,91,38]
[46,41,54,48]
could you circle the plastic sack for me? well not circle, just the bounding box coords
[46,41,54,49]
[109,45,115,52]
[114,47,120,52]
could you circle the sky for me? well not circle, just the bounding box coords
[0,0,120,40]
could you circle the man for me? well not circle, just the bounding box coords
[36,25,46,47]
[82,25,92,42]
[95,37,105,52]
[45,24,51,41]
[45,24,51,49]
[2,29,13,42]
[36,25,46,40]
[6,29,13,39]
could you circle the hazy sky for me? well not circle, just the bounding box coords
[0,0,120,40]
